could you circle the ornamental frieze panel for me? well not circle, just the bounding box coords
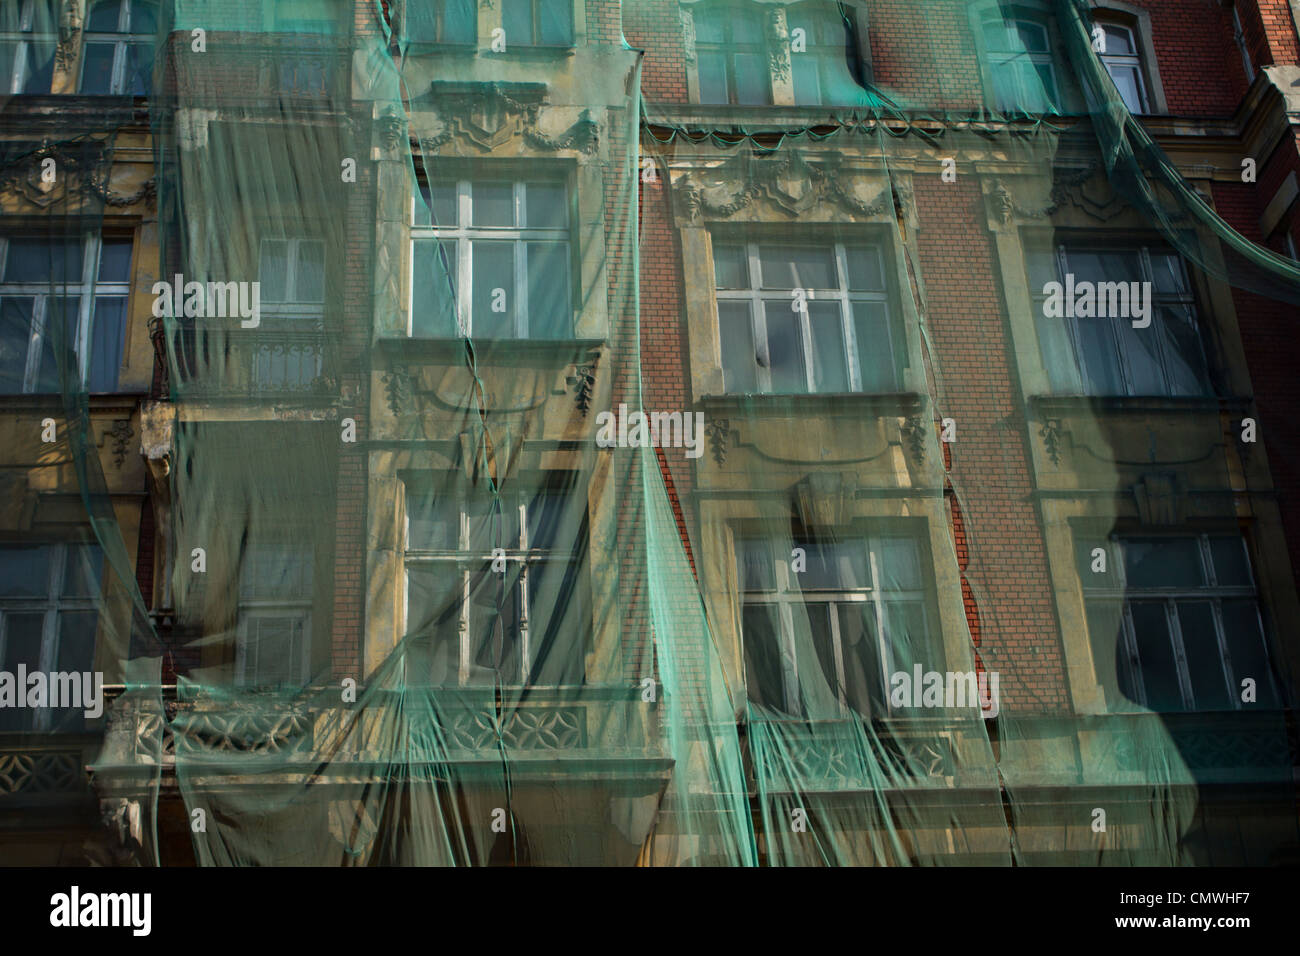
[414,82,600,155]
[672,151,895,222]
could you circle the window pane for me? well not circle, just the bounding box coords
[1130,602,1182,711]
[808,301,848,392]
[719,301,757,393]
[259,240,289,302]
[1076,314,1124,395]
[1209,536,1251,587]
[20,38,55,94]
[1221,600,1278,708]
[1154,304,1209,396]
[0,296,35,393]
[36,295,80,393]
[792,55,823,106]
[502,0,535,43]
[97,238,132,282]
[845,246,884,291]
[88,296,126,391]
[471,241,516,337]
[412,239,458,336]
[1177,601,1230,710]
[712,243,747,289]
[295,241,325,302]
[1101,24,1135,56]
[80,41,117,94]
[537,0,573,45]
[4,238,84,283]
[417,182,457,227]
[122,40,152,94]
[763,306,808,393]
[1115,313,1169,395]
[525,241,570,338]
[468,567,524,679]
[697,52,729,104]
[56,611,98,672]
[444,0,476,43]
[853,300,895,392]
[799,538,868,590]
[837,604,886,715]
[805,602,840,702]
[1107,63,1145,113]
[1,614,44,670]
[877,536,922,590]
[1123,537,1204,589]
[0,545,50,597]
[758,244,835,290]
[467,495,522,551]
[88,0,125,33]
[737,538,775,591]
[472,182,514,227]
[732,53,769,105]
[1149,252,1185,294]
[131,1,158,34]
[742,603,787,712]
[525,182,566,228]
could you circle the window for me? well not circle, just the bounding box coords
[1030,243,1211,397]
[0,235,132,394]
[1093,18,1148,114]
[695,5,771,105]
[1232,4,1255,84]
[258,238,326,318]
[411,178,572,338]
[713,238,897,394]
[501,0,573,47]
[0,0,56,95]
[0,543,103,731]
[407,0,476,45]
[1080,533,1281,712]
[738,530,933,718]
[788,6,866,106]
[983,15,1058,112]
[80,0,156,96]
[404,476,590,686]
[235,543,313,688]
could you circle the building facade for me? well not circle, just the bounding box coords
[0,0,1298,865]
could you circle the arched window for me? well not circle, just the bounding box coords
[80,0,157,96]
[1093,16,1150,114]
[982,14,1058,113]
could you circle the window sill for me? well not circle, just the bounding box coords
[1031,393,1247,416]
[379,335,603,366]
[700,390,923,414]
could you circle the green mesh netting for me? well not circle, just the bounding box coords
[1,0,1296,866]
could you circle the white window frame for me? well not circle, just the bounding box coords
[0,234,131,394]
[714,238,895,394]
[258,237,326,318]
[0,542,102,731]
[0,0,54,95]
[79,0,155,95]
[403,488,586,686]
[984,16,1059,112]
[1094,20,1149,114]
[787,5,863,106]
[234,544,313,688]
[409,178,572,339]
[1036,243,1210,397]
[738,533,929,718]
[1083,534,1278,712]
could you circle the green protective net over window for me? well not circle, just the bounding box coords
[2,0,1299,866]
